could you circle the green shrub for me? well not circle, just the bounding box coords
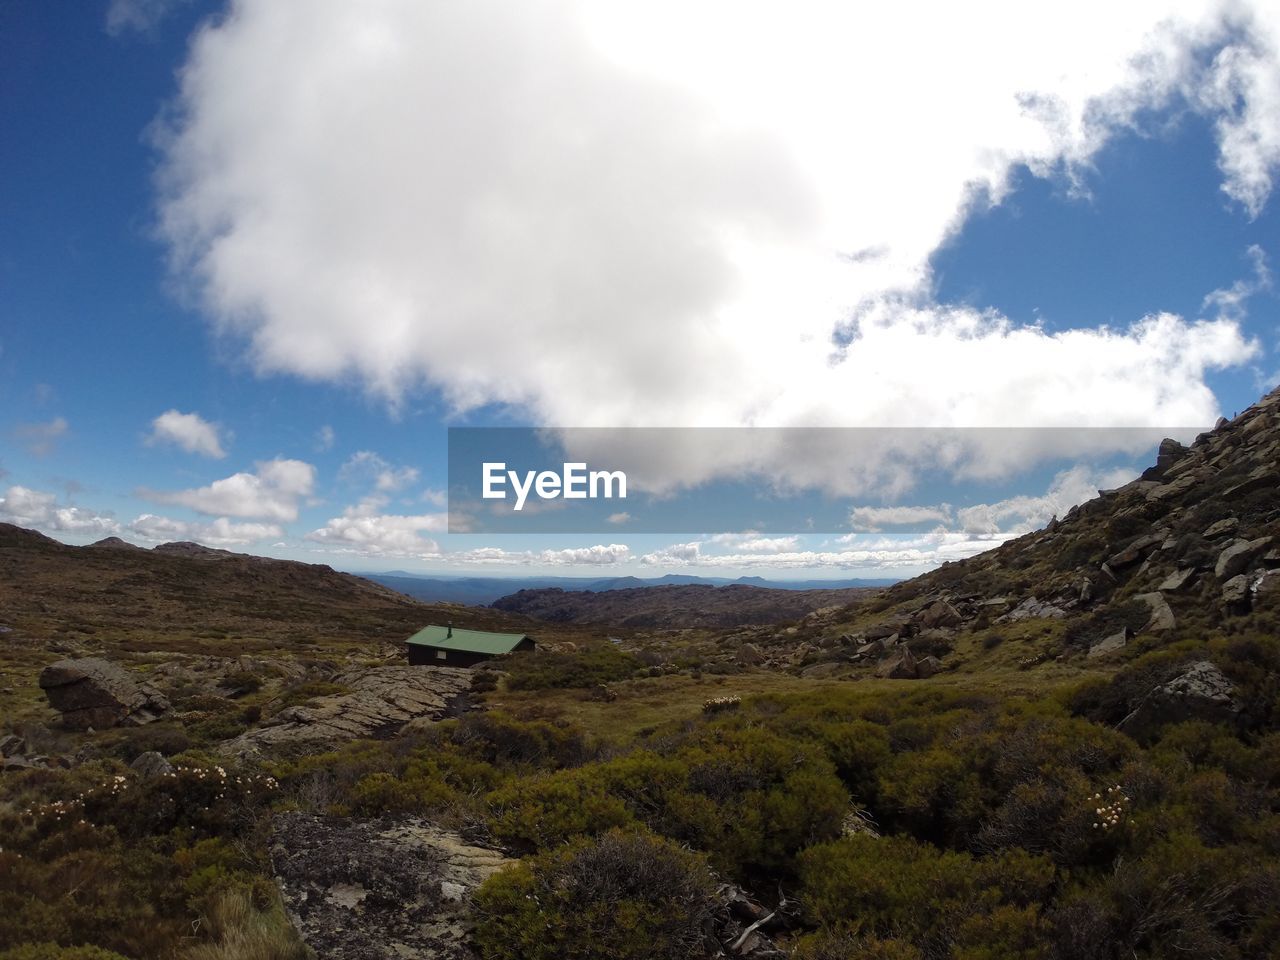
[0,945,132,960]
[473,828,717,960]
[502,644,641,691]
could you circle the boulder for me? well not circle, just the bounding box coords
[918,600,962,629]
[38,658,170,730]
[1134,593,1176,633]
[0,734,24,758]
[1222,574,1252,612]
[1215,537,1273,580]
[864,618,911,641]
[1107,532,1164,568]
[1203,517,1239,539]
[1088,628,1131,659]
[1119,661,1238,740]
[1000,597,1067,623]
[735,642,764,666]
[1253,569,1280,605]
[271,813,510,960]
[1158,568,1196,593]
[876,647,918,680]
[130,751,175,778]
[915,655,944,679]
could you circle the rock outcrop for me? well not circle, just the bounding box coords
[1119,661,1239,740]
[38,658,170,729]
[271,813,509,960]
[223,665,473,755]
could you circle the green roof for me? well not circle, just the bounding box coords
[405,624,531,655]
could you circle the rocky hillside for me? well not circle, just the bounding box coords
[737,385,1280,682]
[491,582,880,628]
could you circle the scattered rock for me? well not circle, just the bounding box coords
[1158,568,1197,593]
[130,751,175,778]
[38,658,170,730]
[271,813,510,960]
[1088,628,1131,659]
[1000,597,1067,622]
[1253,570,1280,605]
[1215,537,1273,580]
[736,643,763,666]
[0,734,24,757]
[1222,574,1252,613]
[915,655,944,678]
[1107,532,1164,568]
[876,647,918,680]
[864,618,911,641]
[1119,661,1238,740]
[800,661,844,680]
[1203,517,1240,539]
[1134,593,1176,633]
[588,683,617,702]
[918,600,962,629]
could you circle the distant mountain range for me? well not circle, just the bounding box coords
[363,571,899,607]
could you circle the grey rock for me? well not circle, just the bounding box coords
[999,597,1067,622]
[1134,592,1176,633]
[1215,537,1273,580]
[736,642,764,666]
[800,661,844,680]
[130,750,175,778]
[915,655,944,679]
[1088,628,1131,659]
[1203,517,1240,539]
[1158,568,1197,593]
[864,618,911,641]
[1254,569,1280,603]
[876,646,918,680]
[223,666,473,756]
[0,734,24,757]
[918,600,962,629]
[1222,574,1252,611]
[39,658,170,730]
[1119,661,1238,740]
[272,813,510,960]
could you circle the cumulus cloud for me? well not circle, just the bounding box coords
[14,417,68,457]
[141,457,315,520]
[147,409,228,458]
[306,496,445,556]
[849,504,955,532]
[0,485,119,535]
[606,512,632,525]
[154,0,1276,473]
[127,513,282,546]
[955,465,1138,535]
[339,451,420,493]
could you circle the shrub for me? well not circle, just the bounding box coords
[184,888,309,960]
[0,946,132,960]
[502,644,641,691]
[472,828,717,960]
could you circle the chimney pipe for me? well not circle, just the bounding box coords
[447,622,452,638]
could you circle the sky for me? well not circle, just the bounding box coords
[1,0,1278,579]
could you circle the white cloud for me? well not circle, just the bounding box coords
[315,424,336,452]
[147,409,228,458]
[606,511,632,525]
[443,543,632,567]
[306,497,445,556]
[141,457,315,520]
[849,504,954,532]
[339,451,420,493]
[106,0,186,37]
[0,485,119,535]
[955,465,1138,535]
[14,417,68,457]
[155,0,1275,501]
[1202,244,1272,322]
[127,513,282,546]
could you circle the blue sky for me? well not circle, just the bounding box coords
[1,1,1278,578]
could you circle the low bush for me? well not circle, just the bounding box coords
[473,828,717,960]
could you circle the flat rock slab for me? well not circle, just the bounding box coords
[38,657,170,730]
[271,813,509,960]
[224,665,474,755]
